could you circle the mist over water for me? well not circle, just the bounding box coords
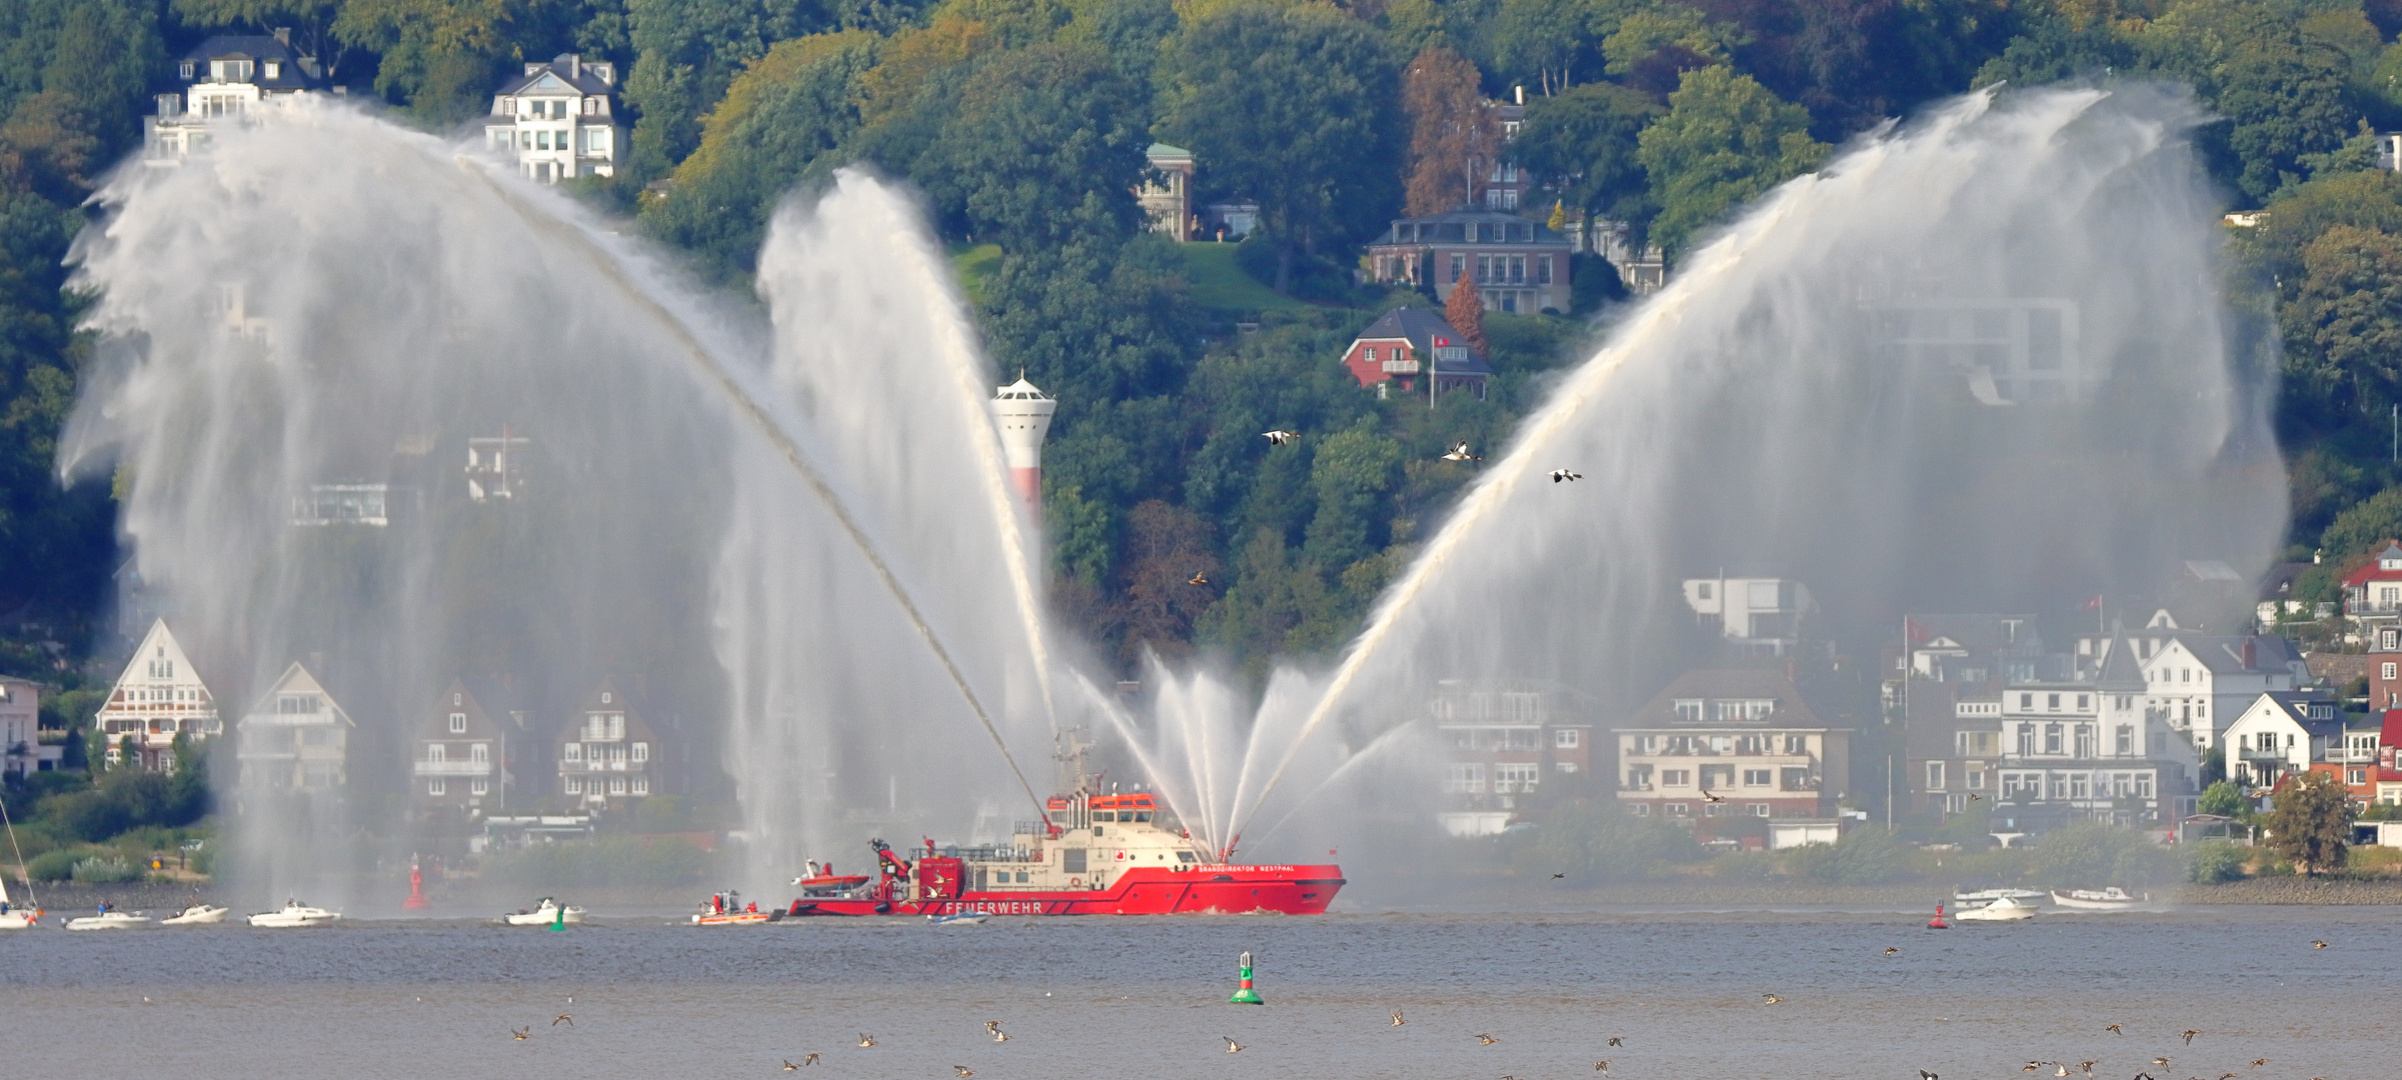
[55,83,2284,907]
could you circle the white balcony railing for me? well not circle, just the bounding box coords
[414,761,494,777]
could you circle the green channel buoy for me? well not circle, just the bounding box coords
[548,902,567,932]
[1229,950,1264,1004]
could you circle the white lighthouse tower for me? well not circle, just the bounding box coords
[988,374,1056,516]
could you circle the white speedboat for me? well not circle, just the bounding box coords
[161,904,229,925]
[1952,888,2045,908]
[2050,887,2142,910]
[66,908,154,930]
[927,911,989,927]
[503,898,586,926]
[1954,895,2038,921]
[248,900,341,927]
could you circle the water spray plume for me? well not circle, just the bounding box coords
[460,162,1049,821]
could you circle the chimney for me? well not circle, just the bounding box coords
[273,26,291,47]
[2241,638,2257,669]
[570,54,580,80]
[1514,84,1524,105]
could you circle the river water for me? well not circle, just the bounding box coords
[1,907,2381,1078]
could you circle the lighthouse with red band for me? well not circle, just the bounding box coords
[989,375,1055,518]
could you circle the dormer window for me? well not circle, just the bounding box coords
[180,61,195,79]
[209,59,254,83]
[263,60,281,79]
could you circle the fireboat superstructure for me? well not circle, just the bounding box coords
[783,786,1342,917]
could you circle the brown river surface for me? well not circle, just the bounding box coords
[1,906,2387,1079]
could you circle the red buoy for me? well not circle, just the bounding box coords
[1926,902,1948,929]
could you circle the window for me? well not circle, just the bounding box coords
[608,776,627,795]
[1555,728,1580,749]
[2076,695,2090,709]
[1556,761,1579,773]
[2134,773,2153,798]
[470,744,488,765]
[428,744,446,764]
[1538,256,1553,285]
[1780,767,1811,790]
[470,778,488,795]
[1784,734,1808,754]
[263,61,280,79]
[1449,254,1466,284]
[2384,663,2396,681]
[1632,804,1650,816]
[1661,769,1691,787]
[180,61,195,79]
[1494,763,1540,793]
[2348,768,2367,785]
[2020,693,2033,709]
[2075,725,2095,758]
[1966,764,1986,790]
[1444,763,1485,793]
[632,741,649,762]
[1749,804,1771,817]
[1925,761,1946,791]
[565,776,583,795]
[209,59,254,82]
[1698,582,1713,600]
[449,712,467,733]
[1362,346,1376,364]
[564,743,583,763]
[428,778,445,796]
[1674,700,1703,722]
[2044,723,2063,754]
[1743,768,1772,787]
[1956,731,1998,756]
[1665,803,1689,817]
[610,714,625,739]
[632,776,650,795]
[2069,774,2089,799]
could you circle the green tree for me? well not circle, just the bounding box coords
[2284,224,2402,408]
[1491,0,1621,96]
[1160,1,1403,294]
[1635,64,1829,258]
[1513,79,1661,227]
[333,0,592,122]
[621,0,863,176]
[2261,769,2354,875]
[2198,778,2249,818]
[2317,484,2402,560]
[1114,499,1216,666]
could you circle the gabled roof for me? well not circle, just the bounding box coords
[178,36,318,92]
[426,676,525,736]
[2343,541,2402,586]
[240,662,356,727]
[2155,634,2301,676]
[1146,143,1192,162]
[110,619,211,697]
[2093,628,2146,692]
[1349,307,1494,375]
[2231,691,2343,738]
[1629,668,1828,728]
[497,55,616,97]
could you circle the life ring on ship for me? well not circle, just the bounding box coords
[1068,877,1082,888]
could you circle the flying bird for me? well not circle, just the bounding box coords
[1390,1009,1406,1027]
[1552,872,1566,879]
[802,1054,821,1066]
[1595,1063,1611,1075]
[2182,1029,2203,1044]
[2078,1062,2097,1076]
[858,1034,877,1048]
[954,1068,975,1077]
[1884,947,1900,955]
[2218,1073,2238,1080]
[1607,1037,1624,1047]
[992,1031,1011,1042]
[2153,1057,2172,1066]
[2022,1062,2045,1072]
[1262,430,1297,446]
[1920,1072,1938,1080]
[782,1061,800,1072]
[1968,793,1983,801]
[552,1015,573,1027]
[2106,1024,2123,1035]
[1441,442,1480,462]
[1187,572,1209,586]
[1475,1033,1500,1045]
[1549,468,1582,483]
[511,1027,530,1041]
[1762,994,1782,1005]
[2251,1060,2268,1067]
[2311,940,2330,949]
[2054,1065,2068,1077]
[1223,1037,1244,1053]
[985,1021,1003,1033]
[1701,790,1726,803]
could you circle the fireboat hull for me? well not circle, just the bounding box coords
[787,865,1343,917]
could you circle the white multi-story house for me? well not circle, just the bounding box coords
[2221,691,2344,792]
[1616,668,1850,848]
[1431,680,1595,836]
[555,681,663,809]
[94,619,222,772]
[1138,143,1194,239]
[1,677,39,778]
[145,32,323,164]
[1682,576,1815,656]
[2072,612,2306,750]
[1991,631,2199,827]
[416,679,518,818]
[485,54,625,184]
[236,662,355,793]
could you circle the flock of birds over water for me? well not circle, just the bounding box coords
[472,939,2339,1079]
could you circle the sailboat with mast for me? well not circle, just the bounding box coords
[1,793,40,928]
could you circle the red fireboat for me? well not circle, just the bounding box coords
[780,788,1344,918]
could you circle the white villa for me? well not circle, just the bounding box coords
[417,679,517,817]
[2072,612,2307,750]
[144,32,323,164]
[485,54,625,183]
[2220,691,2346,791]
[94,619,222,772]
[555,681,662,808]
[236,662,355,793]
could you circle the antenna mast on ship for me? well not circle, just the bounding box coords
[1054,727,1095,795]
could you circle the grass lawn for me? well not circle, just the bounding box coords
[951,243,1002,306]
[1173,243,1311,313]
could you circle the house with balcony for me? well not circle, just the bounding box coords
[0,677,42,778]
[2304,717,2387,804]
[2221,691,2345,795]
[553,680,664,810]
[1893,615,2060,819]
[1682,576,1815,656]
[235,662,355,793]
[1615,668,1849,847]
[1138,144,1194,239]
[1431,680,1595,836]
[144,31,324,164]
[2343,541,2402,643]
[93,619,222,772]
[1990,631,2198,829]
[485,54,625,183]
[415,678,522,821]
[1338,307,1492,401]
[2070,613,2307,751]
[1363,209,1575,315]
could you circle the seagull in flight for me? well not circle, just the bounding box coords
[1223,1036,1244,1053]
[2251,1060,2268,1067]
[1390,1009,1406,1026]
[2077,1062,2096,1076]
[1441,442,1480,461]
[1475,1033,1500,1045]
[2152,1056,2172,1066]
[858,1034,877,1047]
[1549,468,1582,483]
[1262,430,1298,446]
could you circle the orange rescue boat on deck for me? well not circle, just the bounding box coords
[782,790,1344,917]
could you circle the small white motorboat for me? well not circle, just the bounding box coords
[1954,895,2038,921]
[927,911,989,927]
[160,904,229,925]
[2050,887,2142,911]
[66,908,155,930]
[503,898,586,926]
[1952,887,2045,908]
[248,900,341,927]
